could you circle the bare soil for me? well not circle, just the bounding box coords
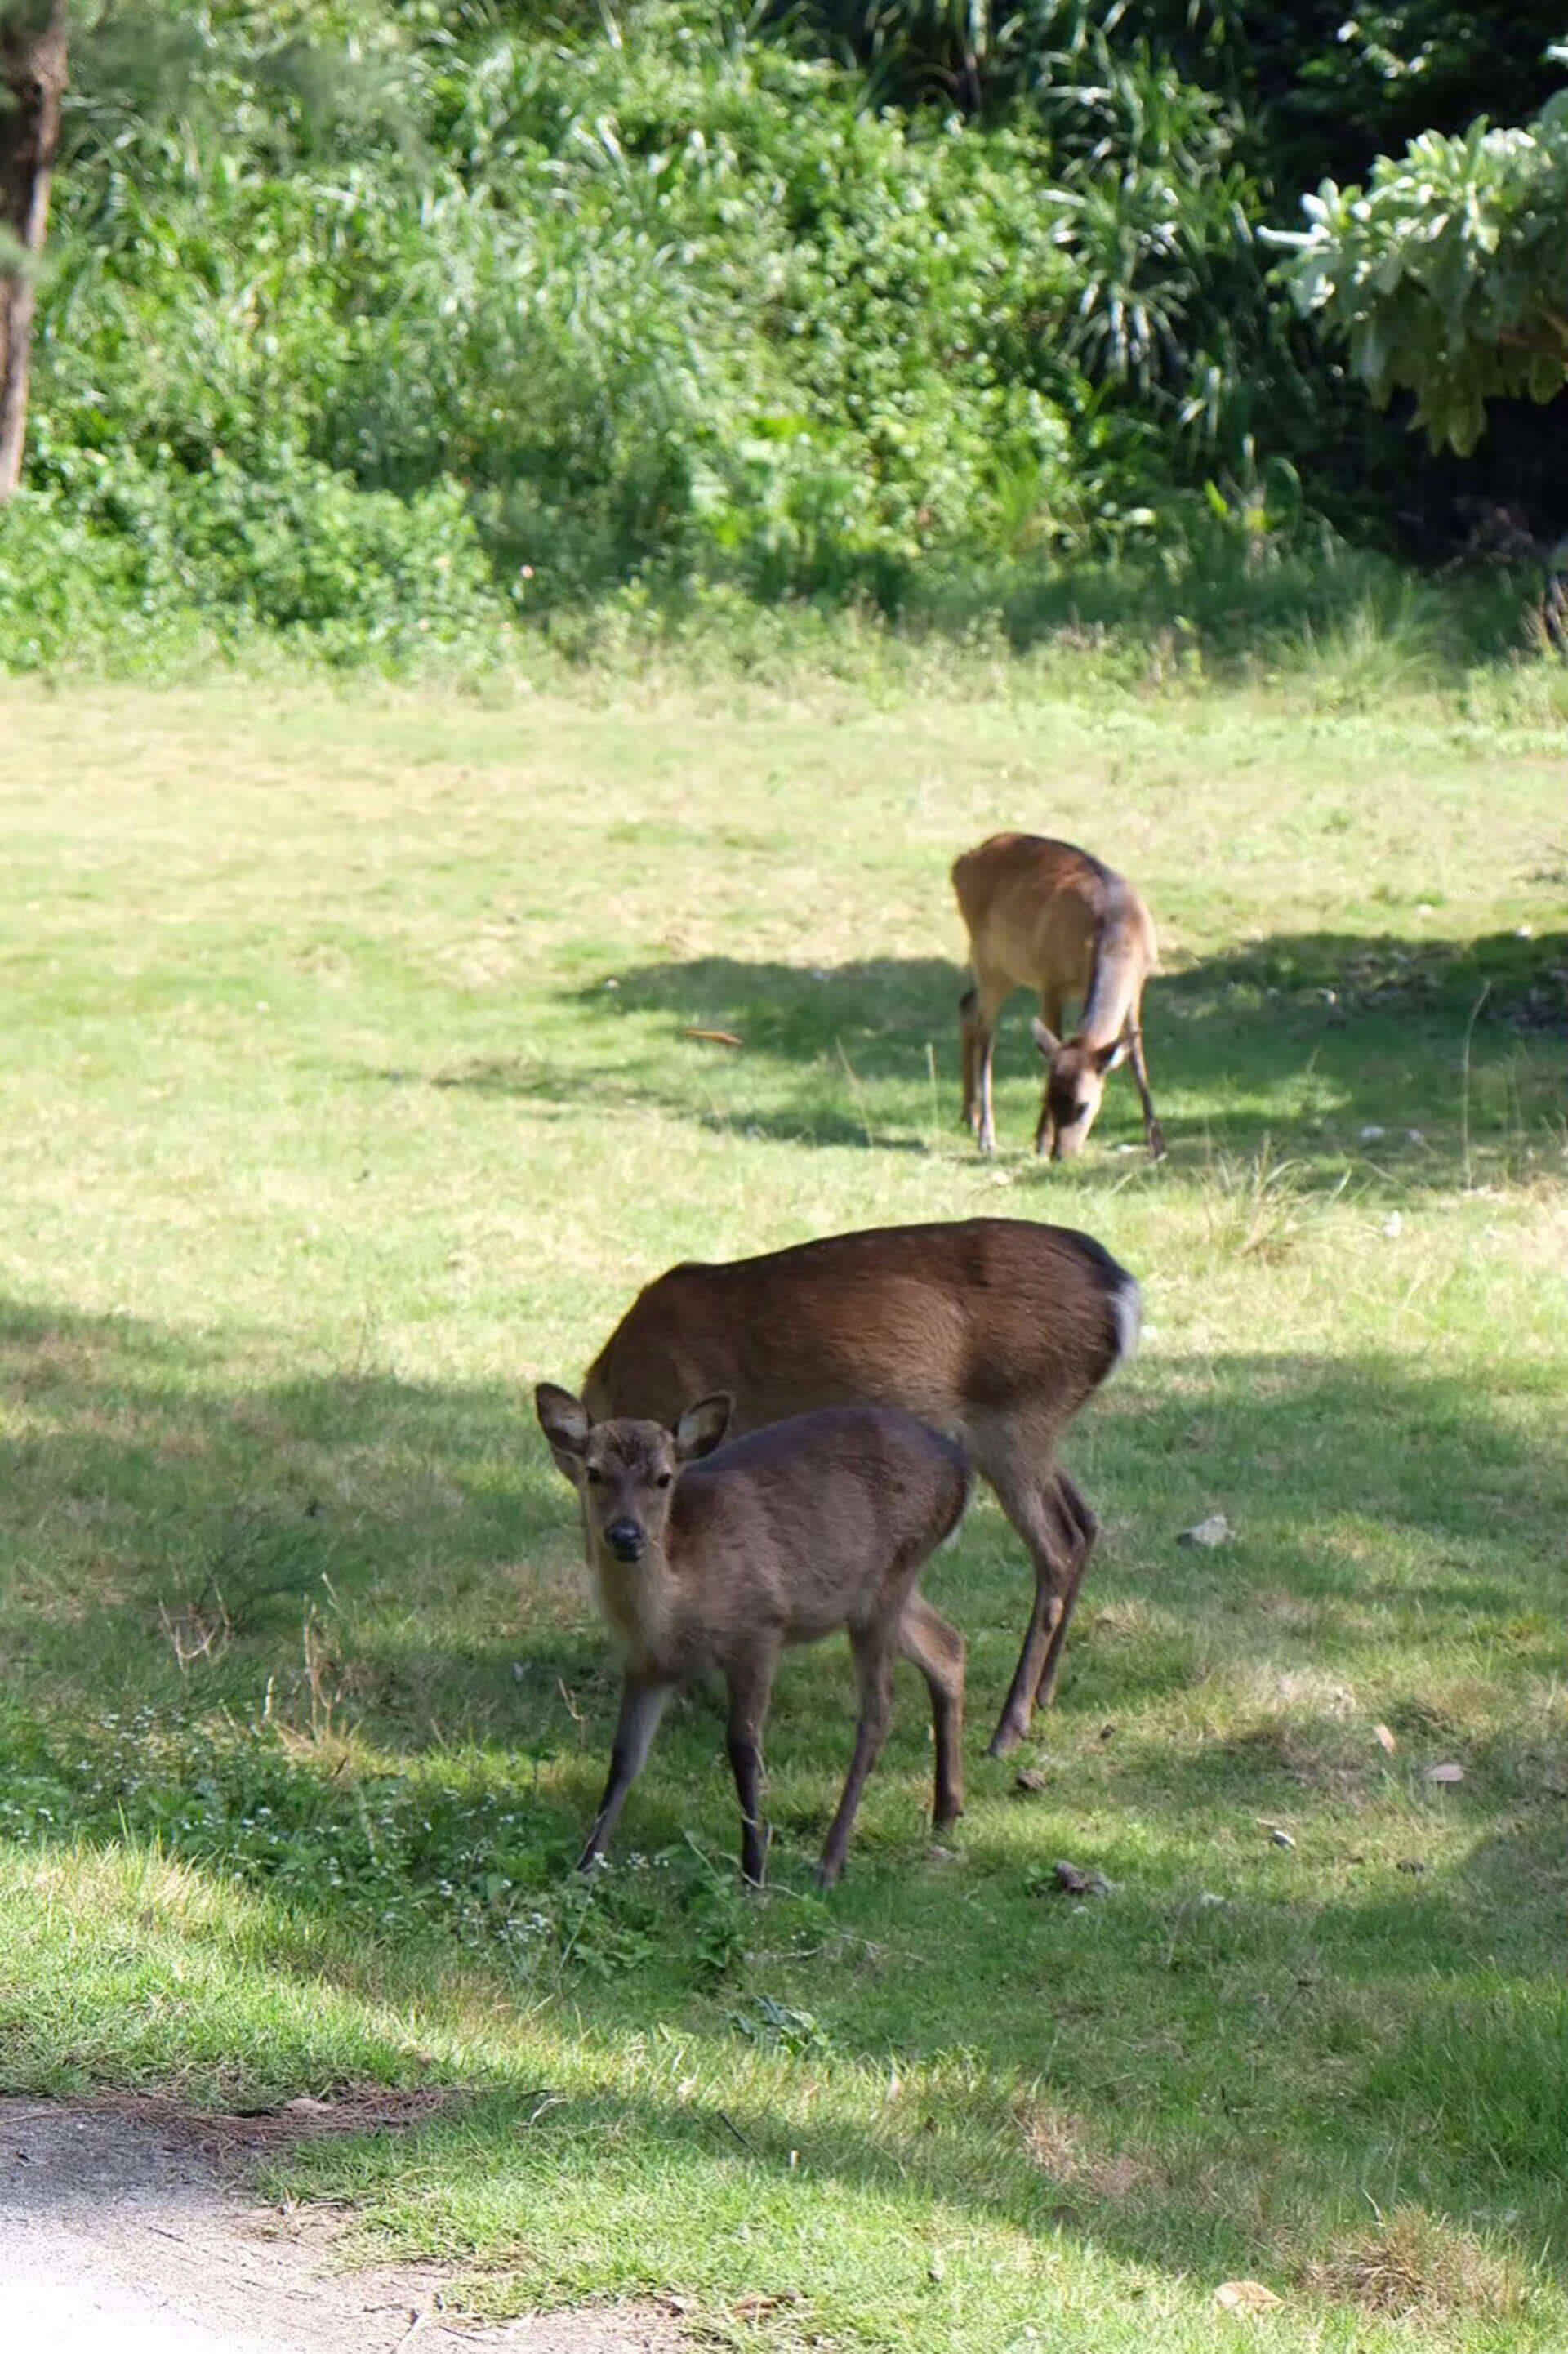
[0,2093,687,2354]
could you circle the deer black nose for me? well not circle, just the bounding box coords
[605,1519,644,1563]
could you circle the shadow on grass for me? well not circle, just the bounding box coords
[2,1294,1565,2288]
[362,927,1568,1182]
[3,1299,1563,1740]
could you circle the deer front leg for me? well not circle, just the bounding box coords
[577,1674,673,1871]
[1123,1021,1165,1160]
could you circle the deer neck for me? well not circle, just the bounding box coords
[588,1540,679,1675]
[1079,934,1134,1048]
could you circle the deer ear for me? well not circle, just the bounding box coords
[1095,1038,1129,1076]
[674,1393,731,1462]
[535,1383,590,1482]
[1031,1015,1061,1059]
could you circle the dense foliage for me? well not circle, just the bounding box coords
[0,0,1564,661]
[1278,79,1568,457]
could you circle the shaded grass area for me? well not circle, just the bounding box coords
[0,672,1565,2350]
[528,927,1568,1177]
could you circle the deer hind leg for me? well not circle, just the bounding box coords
[898,1591,965,1828]
[960,985,982,1136]
[971,1429,1096,1756]
[816,1622,897,1888]
[960,982,1004,1149]
[1031,1471,1099,1710]
[724,1647,778,1888]
[961,970,1011,1154]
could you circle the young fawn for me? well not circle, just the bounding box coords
[535,1384,970,1888]
[953,831,1165,1161]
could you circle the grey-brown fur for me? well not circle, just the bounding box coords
[535,1387,970,1888]
[952,830,1165,1161]
[580,1217,1139,1756]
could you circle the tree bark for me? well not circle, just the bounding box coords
[0,0,68,505]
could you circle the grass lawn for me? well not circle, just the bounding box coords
[1,662,1565,2351]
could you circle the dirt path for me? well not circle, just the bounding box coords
[0,2095,685,2354]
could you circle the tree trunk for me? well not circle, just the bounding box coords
[0,0,68,506]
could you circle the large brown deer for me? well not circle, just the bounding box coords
[535,1386,970,1887]
[581,1218,1139,1757]
[953,832,1165,1161]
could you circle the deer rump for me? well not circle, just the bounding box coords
[582,1217,1140,1756]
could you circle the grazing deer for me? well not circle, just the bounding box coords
[535,1386,970,1887]
[953,832,1165,1161]
[581,1218,1139,1757]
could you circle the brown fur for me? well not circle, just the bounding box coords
[581,1218,1140,1755]
[952,831,1164,1161]
[535,1389,970,1888]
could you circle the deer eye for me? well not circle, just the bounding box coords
[585,1466,604,1485]
[655,1472,673,1490]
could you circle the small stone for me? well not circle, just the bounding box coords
[1013,1770,1049,1794]
[1423,1761,1464,1784]
[1358,1124,1385,1142]
[1396,1857,1427,1875]
[1382,1212,1402,1238]
[1269,1828,1296,1850]
[1178,1514,1232,1548]
[1048,1860,1111,1897]
[1374,1722,1396,1754]
[1199,1891,1226,1908]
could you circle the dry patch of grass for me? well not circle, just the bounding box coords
[1013,2097,1160,2204]
[1304,2206,1529,2323]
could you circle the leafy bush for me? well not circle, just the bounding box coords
[0,457,502,666]
[1276,87,1568,454]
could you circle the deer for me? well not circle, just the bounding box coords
[580,1217,1140,1759]
[534,1385,970,1888]
[953,831,1165,1161]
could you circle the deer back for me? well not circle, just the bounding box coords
[582,1219,1138,1442]
[669,1406,971,1652]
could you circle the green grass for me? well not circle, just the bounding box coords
[1,666,1565,2352]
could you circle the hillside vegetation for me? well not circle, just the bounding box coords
[2,0,1565,667]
